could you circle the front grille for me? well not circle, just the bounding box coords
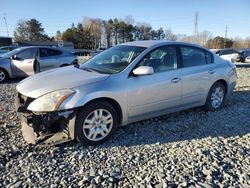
[16,93,35,112]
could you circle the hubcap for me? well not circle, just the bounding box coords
[0,70,5,82]
[82,109,113,141]
[211,87,224,109]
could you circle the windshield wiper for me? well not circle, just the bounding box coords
[80,66,101,73]
[74,64,80,68]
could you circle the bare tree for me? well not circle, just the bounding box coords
[165,29,177,41]
[82,17,102,50]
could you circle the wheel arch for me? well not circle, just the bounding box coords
[79,97,123,126]
[0,67,9,79]
[214,79,228,96]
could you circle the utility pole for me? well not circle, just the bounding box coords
[193,11,199,43]
[224,25,228,49]
[3,13,9,37]
[194,11,199,36]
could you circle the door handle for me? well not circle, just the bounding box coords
[208,70,215,74]
[171,77,181,83]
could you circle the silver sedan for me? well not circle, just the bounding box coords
[0,46,77,82]
[15,40,237,145]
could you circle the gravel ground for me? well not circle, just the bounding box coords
[0,68,250,188]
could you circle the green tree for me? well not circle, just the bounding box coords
[14,19,50,42]
[62,23,92,49]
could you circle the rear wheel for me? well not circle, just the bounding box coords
[204,82,226,111]
[75,101,118,145]
[0,68,8,83]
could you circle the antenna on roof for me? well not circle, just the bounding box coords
[3,13,9,37]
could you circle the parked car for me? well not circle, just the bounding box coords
[15,40,237,145]
[0,46,77,82]
[231,50,250,63]
[215,48,238,62]
[245,56,250,63]
[0,46,17,54]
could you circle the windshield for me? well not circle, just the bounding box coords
[0,48,22,58]
[80,45,146,74]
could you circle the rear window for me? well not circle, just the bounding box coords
[180,46,207,67]
[40,48,63,57]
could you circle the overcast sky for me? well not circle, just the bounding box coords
[1,0,250,38]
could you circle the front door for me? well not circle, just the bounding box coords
[11,48,37,77]
[126,45,182,118]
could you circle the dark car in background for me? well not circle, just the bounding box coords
[0,46,77,82]
[231,50,250,63]
[215,48,238,62]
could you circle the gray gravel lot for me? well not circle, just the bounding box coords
[0,68,250,187]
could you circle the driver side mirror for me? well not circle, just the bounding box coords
[133,66,154,76]
[11,55,21,61]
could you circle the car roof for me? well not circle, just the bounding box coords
[120,40,207,50]
[0,45,16,48]
[16,46,65,51]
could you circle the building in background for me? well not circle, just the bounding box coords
[0,36,13,47]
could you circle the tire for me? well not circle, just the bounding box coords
[75,100,118,145]
[204,82,226,111]
[0,68,8,83]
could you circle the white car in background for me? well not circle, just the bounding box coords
[215,48,238,62]
[245,56,250,63]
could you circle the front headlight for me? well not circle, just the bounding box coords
[28,89,75,112]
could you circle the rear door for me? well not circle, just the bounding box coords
[11,48,37,77]
[179,45,215,106]
[39,48,63,71]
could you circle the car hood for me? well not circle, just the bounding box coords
[0,57,10,63]
[16,66,110,98]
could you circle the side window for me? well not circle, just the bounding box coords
[205,51,213,64]
[138,46,178,73]
[40,48,62,57]
[16,48,36,59]
[244,51,250,56]
[180,46,206,67]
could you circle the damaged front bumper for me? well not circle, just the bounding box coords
[15,93,76,145]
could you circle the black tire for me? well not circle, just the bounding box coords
[0,68,9,83]
[204,82,226,111]
[75,100,118,145]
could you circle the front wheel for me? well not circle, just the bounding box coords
[204,82,226,111]
[75,101,118,145]
[0,68,8,83]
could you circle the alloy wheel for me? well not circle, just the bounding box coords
[82,109,113,141]
[0,70,6,82]
[210,87,224,109]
